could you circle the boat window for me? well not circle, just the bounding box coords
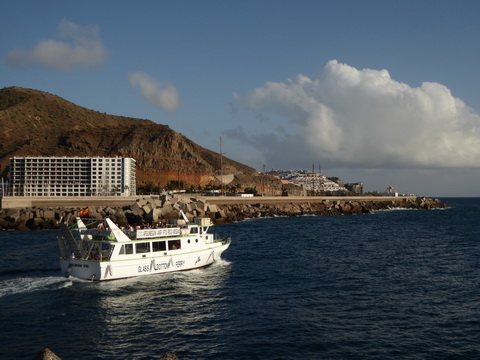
[136,242,150,253]
[190,227,198,234]
[124,243,134,255]
[168,239,181,250]
[152,241,166,252]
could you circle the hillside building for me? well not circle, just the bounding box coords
[9,156,136,197]
[269,169,348,193]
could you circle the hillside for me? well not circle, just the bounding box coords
[0,86,260,189]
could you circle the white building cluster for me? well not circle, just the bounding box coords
[10,156,136,197]
[270,170,348,193]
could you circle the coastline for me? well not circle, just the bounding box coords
[0,195,447,231]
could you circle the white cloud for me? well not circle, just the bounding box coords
[7,19,107,71]
[233,60,480,170]
[128,71,180,112]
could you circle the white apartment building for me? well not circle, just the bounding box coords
[10,156,136,197]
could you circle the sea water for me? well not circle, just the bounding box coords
[0,198,479,359]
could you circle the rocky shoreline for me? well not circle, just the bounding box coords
[0,196,447,231]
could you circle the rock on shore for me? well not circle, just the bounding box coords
[0,196,446,231]
[32,348,180,360]
[216,196,446,222]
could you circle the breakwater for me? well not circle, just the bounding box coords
[0,196,446,231]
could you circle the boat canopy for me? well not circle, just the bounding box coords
[105,218,132,242]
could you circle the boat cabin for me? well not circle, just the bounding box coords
[61,217,218,262]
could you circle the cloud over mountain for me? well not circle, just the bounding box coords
[128,71,180,112]
[7,19,107,71]
[233,60,480,169]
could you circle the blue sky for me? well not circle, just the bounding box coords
[3,0,480,197]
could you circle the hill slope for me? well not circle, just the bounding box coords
[0,86,258,188]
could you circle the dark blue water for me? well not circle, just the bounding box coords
[0,198,479,359]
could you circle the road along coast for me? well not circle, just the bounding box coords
[0,195,446,231]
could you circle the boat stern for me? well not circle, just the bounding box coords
[60,259,103,281]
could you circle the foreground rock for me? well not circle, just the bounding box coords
[0,196,446,231]
[32,348,180,360]
[33,348,62,360]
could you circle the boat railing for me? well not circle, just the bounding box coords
[101,248,113,261]
[123,226,183,240]
[61,219,118,261]
[220,236,231,245]
[79,229,111,237]
[208,233,231,245]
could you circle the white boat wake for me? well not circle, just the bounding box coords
[0,276,72,298]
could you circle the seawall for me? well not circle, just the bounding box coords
[0,195,447,231]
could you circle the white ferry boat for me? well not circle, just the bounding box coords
[58,215,231,281]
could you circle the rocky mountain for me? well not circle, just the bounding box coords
[0,86,262,189]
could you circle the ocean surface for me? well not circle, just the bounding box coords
[0,197,479,360]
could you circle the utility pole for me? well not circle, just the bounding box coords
[318,162,322,194]
[263,164,265,196]
[312,163,315,196]
[220,136,224,196]
[318,161,323,195]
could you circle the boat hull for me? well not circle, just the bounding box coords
[60,243,229,281]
